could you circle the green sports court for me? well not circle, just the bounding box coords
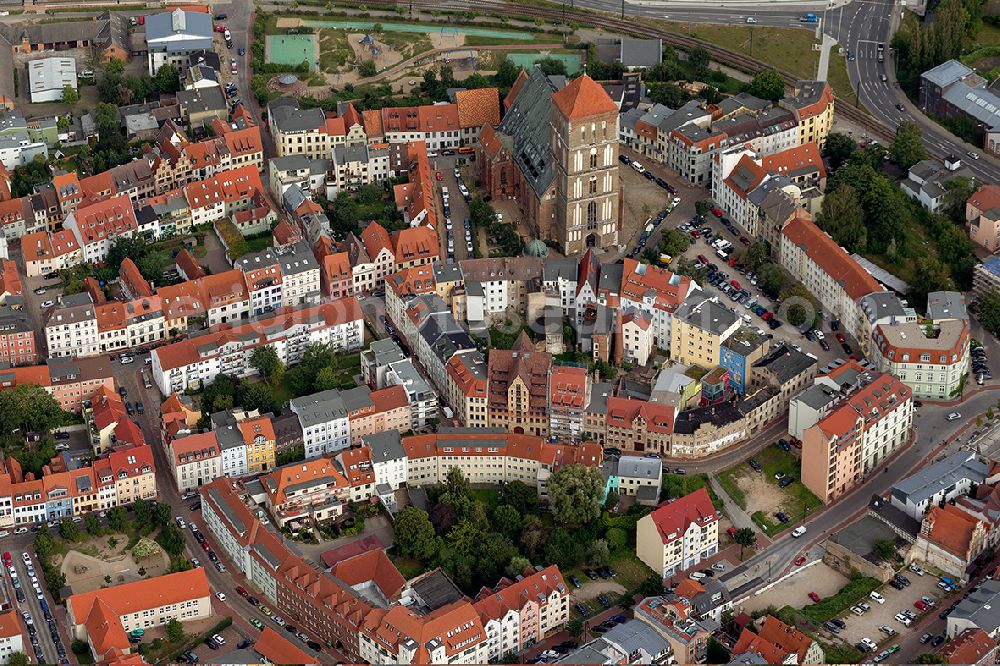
[265,34,319,71]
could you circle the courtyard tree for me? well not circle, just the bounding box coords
[132,537,162,561]
[492,504,522,539]
[85,513,101,535]
[506,555,531,578]
[978,288,1000,337]
[817,184,867,253]
[499,480,538,514]
[394,507,438,560]
[873,538,896,562]
[166,619,185,643]
[61,85,79,105]
[587,539,610,566]
[249,345,285,385]
[133,499,152,526]
[7,653,28,666]
[59,517,82,542]
[107,507,128,533]
[547,465,604,526]
[0,384,66,436]
[746,241,769,270]
[734,527,756,559]
[822,132,857,170]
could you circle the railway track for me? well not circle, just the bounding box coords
[326,0,893,141]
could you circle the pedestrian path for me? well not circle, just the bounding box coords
[816,32,837,81]
[710,475,763,538]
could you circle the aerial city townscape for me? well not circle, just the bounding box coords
[0,0,999,664]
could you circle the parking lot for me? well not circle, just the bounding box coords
[834,569,945,650]
[740,560,848,615]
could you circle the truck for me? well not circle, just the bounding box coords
[801,12,817,22]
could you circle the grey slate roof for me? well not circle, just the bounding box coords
[619,38,662,67]
[752,343,816,383]
[921,59,974,88]
[269,99,326,134]
[542,256,577,283]
[927,290,968,322]
[340,385,373,413]
[677,298,738,336]
[333,142,369,164]
[948,578,1000,634]
[891,451,987,505]
[177,86,226,114]
[859,291,909,324]
[290,389,348,428]
[793,383,844,411]
[270,154,312,172]
[279,241,319,276]
[601,619,670,659]
[364,431,405,462]
[145,9,213,53]
[616,455,662,480]
[496,67,558,199]
[432,260,463,285]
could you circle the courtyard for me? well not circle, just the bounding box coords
[58,532,170,594]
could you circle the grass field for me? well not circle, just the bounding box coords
[319,29,353,71]
[464,33,544,47]
[976,22,1000,48]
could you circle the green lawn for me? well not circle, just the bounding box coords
[464,34,544,46]
[716,468,747,510]
[826,53,855,104]
[319,29,353,71]
[976,22,1000,48]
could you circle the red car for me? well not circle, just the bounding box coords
[730,280,741,290]
[727,527,736,539]
[201,541,211,551]
[435,171,443,181]
[808,592,821,602]
[236,586,249,597]
[710,207,723,217]
[697,254,708,264]
[214,24,227,33]
[836,333,847,344]
[689,230,701,239]
[762,312,773,321]
[739,236,751,246]
[1,552,10,566]
[794,556,807,566]
[915,600,929,611]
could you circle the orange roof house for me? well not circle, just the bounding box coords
[732,626,792,664]
[254,627,319,666]
[941,628,997,666]
[780,214,881,301]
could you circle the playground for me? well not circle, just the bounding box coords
[265,33,319,71]
[57,534,170,594]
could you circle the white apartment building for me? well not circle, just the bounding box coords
[44,293,99,358]
[151,300,363,394]
[290,389,350,458]
[364,431,408,490]
[278,243,321,308]
[169,432,222,493]
[636,488,719,577]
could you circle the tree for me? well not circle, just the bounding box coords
[107,507,128,533]
[536,56,567,76]
[787,303,808,326]
[978,288,1000,337]
[132,537,162,561]
[908,255,952,307]
[707,638,731,664]
[249,345,284,385]
[547,465,604,526]
[133,499,152,527]
[748,70,785,102]
[586,539,610,566]
[943,176,977,223]
[817,184,867,253]
[155,524,186,556]
[700,85,723,104]
[873,538,896,562]
[236,381,278,414]
[914,654,947,664]
[6,653,27,666]
[695,200,710,217]
[394,507,437,560]
[106,235,147,272]
[0,384,67,436]
[154,64,180,94]
[649,82,689,108]
[492,504,522,538]
[606,527,628,552]
[506,555,531,578]
[166,618,185,643]
[313,366,339,391]
[688,47,710,75]
[659,229,690,257]
[61,85,79,105]
[746,241,769,270]
[499,480,538,514]
[85,513,101,535]
[429,501,457,536]
[358,59,377,77]
[822,132,857,170]
[734,527,756,559]
[494,57,520,88]
[890,121,927,170]
[60,518,82,542]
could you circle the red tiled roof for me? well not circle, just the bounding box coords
[254,627,319,666]
[331,550,406,600]
[551,74,618,120]
[969,184,1000,214]
[455,88,501,129]
[732,627,790,664]
[549,365,588,409]
[647,488,717,545]
[761,142,826,180]
[320,534,385,568]
[942,628,997,665]
[0,609,22,640]
[758,615,815,662]
[781,214,881,301]
[925,504,985,557]
[392,225,439,263]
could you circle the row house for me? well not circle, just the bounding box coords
[44,292,100,358]
[149,298,364,394]
[604,397,676,455]
[548,365,590,441]
[459,257,543,327]
[209,410,277,478]
[487,333,552,438]
[268,99,367,160]
[268,154,332,200]
[619,258,698,349]
[234,241,321,315]
[446,350,489,430]
[313,239,354,301]
[169,431,221,492]
[636,488,719,577]
[157,269,251,330]
[0,356,115,413]
[473,565,570,662]
[151,119,264,192]
[260,457,350,528]
[184,164,267,228]
[21,228,80,277]
[0,442,155,529]
[0,196,44,240]
[63,194,138,264]
[801,370,913,504]
[779,80,835,148]
[290,389,350,458]
[778,212,882,345]
[94,297,167,354]
[361,337,439,429]
[393,141,436,228]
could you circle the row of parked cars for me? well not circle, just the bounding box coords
[973,344,991,384]
[621,155,676,194]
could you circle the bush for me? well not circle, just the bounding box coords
[801,573,880,623]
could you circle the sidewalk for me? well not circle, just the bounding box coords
[710,476,763,538]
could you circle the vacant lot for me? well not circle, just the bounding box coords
[741,561,848,614]
[718,445,822,536]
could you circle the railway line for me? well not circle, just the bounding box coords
[326,0,895,143]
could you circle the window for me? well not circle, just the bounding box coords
[587,201,597,229]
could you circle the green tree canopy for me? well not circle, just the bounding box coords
[817,184,867,253]
[0,384,67,435]
[748,70,785,102]
[61,85,79,105]
[688,47,710,75]
[166,618,185,643]
[394,507,438,560]
[890,121,927,170]
[249,345,285,385]
[822,132,856,170]
[547,465,604,525]
[978,288,1000,337]
[734,527,756,559]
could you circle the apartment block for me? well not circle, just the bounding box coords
[636,488,719,577]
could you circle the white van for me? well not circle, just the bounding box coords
[791,526,807,538]
[631,161,646,174]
